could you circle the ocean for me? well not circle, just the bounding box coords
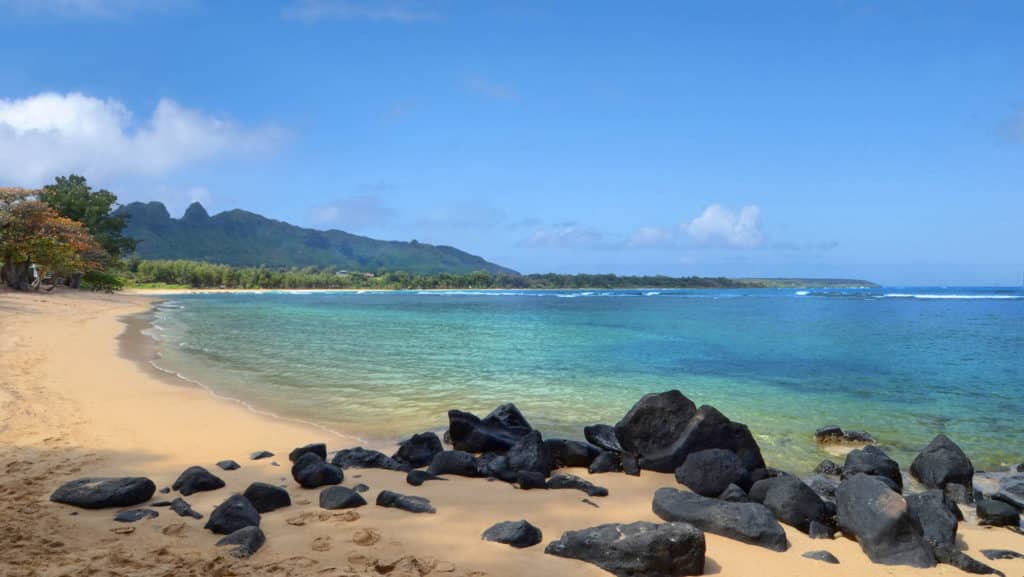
[142,287,1024,474]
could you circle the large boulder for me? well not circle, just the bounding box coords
[375,490,435,514]
[172,466,225,496]
[933,545,1005,576]
[242,482,291,513]
[906,490,959,548]
[319,486,367,510]
[392,432,443,469]
[447,403,533,453]
[614,390,697,457]
[481,520,543,548]
[814,459,842,476]
[835,474,935,567]
[506,431,552,477]
[50,477,156,509]
[204,494,260,535]
[428,450,481,477]
[291,453,343,489]
[330,447,409,471]
[994,476,1024,509]
[406,470,446,487]
[910,435,974,500]
[748,475,830,533]
[639,405,766,473]
[288,443,327,463]
[674,449,750,497]
[545,521,705,577]
[652,487,788,552]
[545,439,601,469]
[842,446,903,492]
[216,525,266,559]
[584,424,624,453]
[588,451,622,474]
[977,499,1020,527]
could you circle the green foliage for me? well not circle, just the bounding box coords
[39,175,136,259]
[116,201,515,275]
[80,270,125,292]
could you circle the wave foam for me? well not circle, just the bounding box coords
[881,293,1022,300]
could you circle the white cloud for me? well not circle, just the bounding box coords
[521,223,604,248]
[282,0,438,22]
[0,92,283,186]
[311,194,397,230]
[683,204,764,248]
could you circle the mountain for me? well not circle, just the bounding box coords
[117,201,517,275]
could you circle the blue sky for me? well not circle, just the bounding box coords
[1,0,1022,285]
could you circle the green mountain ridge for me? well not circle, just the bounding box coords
[117,201,517,275]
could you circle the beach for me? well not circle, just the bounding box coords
[1,289,1023,577]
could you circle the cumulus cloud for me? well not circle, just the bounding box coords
[0,92,283,186]
[520,223,604,248]
[683,204,764,248]
[282,0,438,22]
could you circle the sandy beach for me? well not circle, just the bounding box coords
[1,289,1022,577]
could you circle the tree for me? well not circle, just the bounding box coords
[1,187,105,290]
[38,175,136,259]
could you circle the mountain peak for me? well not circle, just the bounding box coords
[182,202,210,223]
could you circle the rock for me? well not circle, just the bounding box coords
[172,466,225,496]
[114,508,159,522]
[545,439,600,469]
[50,477,156,510]
[204,494,260,535]
[216,460,240,471]
[546,473,608,497]
[159,487,170,494]
[588,451,622,474]
[170,497,203,519]
[675,449,750,497]
[977,498,1020,527]
[151,500,172,507]
[319,486,367,509]
[835,474,935,567]
[614,390,697,458]
[934,544,1005,576]
[719,483,749,502]
[516,471,547,490]
[428,450,481,477]
[242,482,291,513]
[545,521,705,577]
[806,475,840,501]
[621,453,641,476]
[808,520,834,539]
[994,476,1024,509]
[802,550,839,564]
[814,459,842,476]
[638,405,766,473]
[944,482,973,505]
[353,483,369,492]
[506,431,552,477]
[748,475,830,533]
[216,525,265,559]
[584,424,624,453]
[910,435,974,500]
[290,453,343,489]
[447,404,533,453]
[376,490,435,514]
[406,470,446,486]
[652,487,789,552]
[842,445,903,492]
[476,452,516,482]
[906,490,959,548]
[330,447,409,471]
[981,550,1024,560]
[481,520,543,548]
[250,451,274,460]
[392,432,443,468]
[288,443,327,463]
[815,426,844,442]
[844,430,876,443]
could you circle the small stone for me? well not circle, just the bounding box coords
[216,460,240,471]
[114,509,159,523]
[171,466,225,496]
[808,520,834,539]
[319,486,367,510]
[582,498,600,508]
[251,450,274,460]
[803,550,839,564]
[216,526,265,559]
[981,550,1024,561]
[353,483,370,492]
[814,459,842,476]
[482,520,543,548]
[376,490,435,514]
[170,497,203,519]
[407,470,446,487]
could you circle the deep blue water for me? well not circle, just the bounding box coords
[147,287,1024,473]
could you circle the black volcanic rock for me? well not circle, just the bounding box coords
[545,521,706,577]
[674,448,750,497]
[216,460,240,471]
[546,474,608,497]
[376,490,435,514]
[392,432,443,469]
[428,450,481,477]
[481,520,543,548]
[242,482,291,513]
[588,451,622,474]
[749,475,830,533]
[172,466,225,496]
[842,446,903,492]
[330,447,409,471]
[447,404,533,453]
[614,390,697,458]
[216,526,265,559]
[288,443,327,463]
[291,453,343,488]
[319,486,367,510]
[584,424,624,453]
[545,438,600,469]
[638,405,765,473]
[114,508,159,522]
[205,494,260,535]
[652,487,788,552]
[906,490,960,548]
[835,474,934,568]
[50,477,156,509]
[506,431,552,477]
[977,499,1020,527]
[910,435,974,500]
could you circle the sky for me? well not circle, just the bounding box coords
[1,0,1022,285]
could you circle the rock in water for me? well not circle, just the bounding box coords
[842,446,903,492]
[674,449,750,497]
[545,439,601,469]
[481,520,543,548]
[170,497,203,519]
[977,499,1020,527]
[406,470,446,486]
[330,447,409,471]
[933,544,1005,576]
[242,482,291,513]
[447,404,533,453]
[652,487,788,551]
[546,473,608,497]
[50,477,156,509]
[910,435,974,500]
[584,424,624,453]
[216,525,266,559]
[588,451,622,474]
[906,490,959,548]
[835,474,935,567]
[392,432,443,468]
[638,405,766,473]
[172,466,226,496]
[545,521,706,577]
[291,452,343,489]
[288,443,327,463]
[748,475,830,533]
[802,550,839,564]
[814,459,842,476]
[506,431,553,477]
[375,490,436,514]
[319,486,367,509]
[216,460,240,471]
[614,390,697,458]
[114,508,159,522]
[428,450,481,477]
[204,494,260,535]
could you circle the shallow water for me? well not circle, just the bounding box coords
[146,287,1024,474]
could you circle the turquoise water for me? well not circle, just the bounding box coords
[147,287,1024,474]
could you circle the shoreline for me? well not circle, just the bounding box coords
[1,289,1022,577]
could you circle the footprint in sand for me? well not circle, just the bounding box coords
[110,526,135,535]
[162,523,187,536]
[352,528,381,546]
[311,536,332,552]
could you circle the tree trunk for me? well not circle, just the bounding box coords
[1,256,31,290]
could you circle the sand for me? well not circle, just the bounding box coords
[1,289,1022,577]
